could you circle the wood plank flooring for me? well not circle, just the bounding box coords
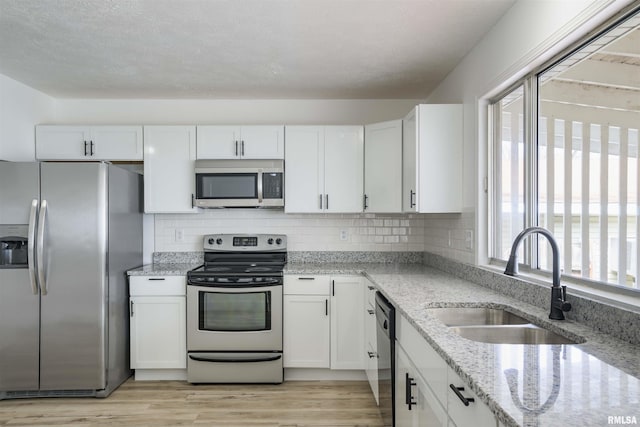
[0,380,384,426]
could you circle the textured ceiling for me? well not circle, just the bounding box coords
[0,0,515,99]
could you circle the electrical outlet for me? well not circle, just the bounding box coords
[340,229,348,241]
[175,229,184,242]
[465,230,473,250]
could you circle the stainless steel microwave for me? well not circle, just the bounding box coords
[194,159,284,208]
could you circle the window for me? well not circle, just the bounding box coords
[491,9,640,291]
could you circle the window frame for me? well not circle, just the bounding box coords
[486,3,640,301]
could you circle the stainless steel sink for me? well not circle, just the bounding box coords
[428,307,530,326]
[449,325,582,345]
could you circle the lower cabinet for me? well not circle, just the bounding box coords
[283,275,365,371]
[395,314,497,427]
[129,276,187,378]
[364,280,379,403]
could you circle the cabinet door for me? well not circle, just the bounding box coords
[240,126,284,159]
[364,120,402,213]
[417,104,463,213]
[395,345,416,427]
[324,126,364,213]
[330,276,365,370]
[283,295,330,368]
[143,126,197,213]
[364,280,378,402]
[130,296,186,369]
[35,126,91,160]
[284,126,324,213]
[196,126,241,159]
[91,126,143,160]
[402,108,418,212]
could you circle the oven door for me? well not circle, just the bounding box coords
[187,282,283,352]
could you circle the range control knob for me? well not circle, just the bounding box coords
[216,238,223,245]
[267,238,274,245]
[207,238,215,245]
[275,238,283,245]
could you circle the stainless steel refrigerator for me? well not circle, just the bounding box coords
[0,161,142,399]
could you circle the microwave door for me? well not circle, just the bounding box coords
[196,173,259,207]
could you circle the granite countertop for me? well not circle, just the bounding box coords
[130,260,640,426]
[302,263,640,427]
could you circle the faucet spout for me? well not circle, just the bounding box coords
[503,227,571,320]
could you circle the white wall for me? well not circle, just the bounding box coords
[423,0,636,265]
[51,99,420,125]
[0,74,54,161]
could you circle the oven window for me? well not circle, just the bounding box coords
[199,291,271,331]
[196,173,257,199]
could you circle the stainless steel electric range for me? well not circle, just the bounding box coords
[186,234,287,384]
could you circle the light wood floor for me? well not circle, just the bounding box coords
[0,380,384,426]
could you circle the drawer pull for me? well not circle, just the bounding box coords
[406,373,417,410]
[450,384,475,406]
[148,278,166,281]
[367,285,375,290]
[367,309,374,315]
[297,277,316,280]
[367,351,377,359]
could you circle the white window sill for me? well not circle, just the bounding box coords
[484,260,640,314]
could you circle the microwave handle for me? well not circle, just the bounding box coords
[257,171,263,204]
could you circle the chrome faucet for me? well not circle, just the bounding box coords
[504,227,572,320]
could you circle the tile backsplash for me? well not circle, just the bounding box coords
[154,209,426,252]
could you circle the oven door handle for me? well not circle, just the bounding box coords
[189,354,282,363]
[187,281,282,288]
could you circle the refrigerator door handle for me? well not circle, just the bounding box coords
[37,200,48,295]
[27,199,39,295]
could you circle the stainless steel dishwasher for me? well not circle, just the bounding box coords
[375,291,395,427]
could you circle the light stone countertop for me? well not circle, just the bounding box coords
[287,262,640,427]
[129,261,640,426]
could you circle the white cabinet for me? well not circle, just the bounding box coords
[364,120,403,213]
[36,125,143,160]
[143,126,197,213]
[396,314,497,427]
[402,104,463,213]
[283,275,331,368]
[196,125,284,159]
[330,276,365,370]
[285,126,364,213]
[364,280,379,403]
[129,276,186,371]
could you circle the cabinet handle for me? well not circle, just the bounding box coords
[325,299,328,316]
[406,373,417,410]
[297,277,315,280]
[130,300,134,317]
[367,309,374,315]
[367,285,375,290]
[84,141,88,156]
[90,140,94,156]
[192,193,195,208]
[235,140,238,156]
[332,280,335,296]
[325,194,329,210]
[367,351,377,358]
[363,194,369,210]
[148,278,166,281]
[410,190,416,208]
[241,140,245,156]
[319,194,323,210]
[449,384,475,406]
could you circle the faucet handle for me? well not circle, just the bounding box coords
[560,286,571,311]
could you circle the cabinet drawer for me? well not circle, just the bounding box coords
[129,276,186,296]
[284,275,331,295]
[365,279,377,308]
[447,367,497,427]
[397,315,448,406]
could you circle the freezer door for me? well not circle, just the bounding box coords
[0,269,40,390]
[0,162,39,224]
[39,162,108,391]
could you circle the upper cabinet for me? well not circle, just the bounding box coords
[196,125,284,159]
[364,120,402,213]
[285,126,364,213]
[143,126,197,213]
[36,125,143,161]
[403,104,463,213]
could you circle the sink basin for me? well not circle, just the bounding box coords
[428,307,530,326]
[449,325,582,345]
